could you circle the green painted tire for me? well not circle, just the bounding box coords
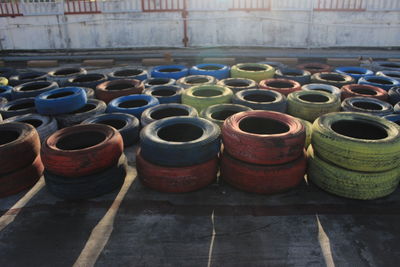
[231,63,275,83]
[182,84,233,112]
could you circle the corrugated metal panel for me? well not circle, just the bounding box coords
[230,0,271,11]
[367,0,400,11]
[314,0,366,11]
[20,0,63,15]
[64,0,100,14]
[141,0,185,12]
[100,0,141,13]
[187,0,229,11]
[0,0,22,16]
[272,0,313,11]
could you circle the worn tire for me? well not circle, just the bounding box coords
[140,103,198,126]
[190,63,230,80]
[108,68,148,81]
[372,61,400,72]
[259,78,301,96]
[359,75,399,91]
[334,66,374,82]
[182,84,233,112]
[41,124,123,177]
[307,146,400,200]
[0,67,18,79]
[35,87,87,115]
[65,73,108,89]
[299,118,312,148]
[311,72,354,88]
[341,97,393,117]
[0,98,36,119]
[221,151,306,194]
[96,79,144,104]
[287,90,341,122]
[143,77,175,88]
[0,85,13,100]
[48,67,87,86]
[384,114,400,125]
[222,110,305,165]
[301,83,341,98]
[137,151,218,193]
[106,94,159,118]
[376,70,400,82]
[176,75,217,89]
[9,71,48,86]
[275,68,311,85]
[311,112,400,172]
[200,104,252,128]
[151,65,189,80]
[143,85,184,104]
[232,89,287,113]
[140,116,221,167]
[297,63,331,74]
[217,78,258,93]
[12,81,58,99]
[341,84,388,101]
[231,63,275,83]
[82,87,95,99]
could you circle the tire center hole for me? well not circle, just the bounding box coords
[98,119,127,130]
[20,82,50,92]
[352,88,377,95]
[148,79,169,85]
[352,101,383,110]
[284,71,302,76]
[54,68,80,76]
[106,84,133,90]
[118,100,148,108]
[71,104,96,114]
[114,69,142,77]
[22,119,43,128]
[239,66,266,71]
[151,89,176,97]
[47,91,75,99]
[211,110,238,121]
[158,68,182,73]
[158,123,203,142]
[20,73,43,80]
[199,66,222,71]
[74,75,104,83]
[193,89,222,97]
[0,130,20,145]
[9,101,35,110]
[150,108,189,120]
[266,81,294,88]
[331,120,388,140]
[239,117,289,134]
[56,131,106,150]
[320,74,346,82]
[345,70,364,75]
[244,93,276,103]
[186,77,209,84]
[225,80,250,87]
[299,94,329,103]
[367,78,393,85]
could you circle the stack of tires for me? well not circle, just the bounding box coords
[308,112,400,200]
[0,122,43,197]
[221,110,307,194]
[41,124,126,199]
[137,116,220,192]
[182,84,233,112]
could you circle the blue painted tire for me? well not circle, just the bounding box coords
[0,67,18,79]
[376,70,400,82]
[275,68,311,85]
[359,75,399,91]
[106,94,159,118]
[65,73,108,89]
[384,114,400,125]
[190,64,230,80]
[0,97,36,119]
[151,65,189,80]
[232,89,287,113]
[12,81,58,99]
[48,67,87,86]
[341,97,394,117]
[334,66,374,82]
[143,77,175,88]
[9,71,48,86]
[35,87,87,115]
[140,116,221,167]
[82,112,140,147]
[141,103,198,126]
[388,86,400,105]
[108,68,148,81]
[143,85,184,104]
[0,85,12,100]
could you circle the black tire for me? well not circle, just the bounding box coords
[311,72,354,88]
[55,99,107,128]
[44,154,127,200]
[140,116,221,166]
[48,67,87,86]
[140,103,198,126]
[232,89,287,113]
[0,67,18,79]
[388,86,400,105]
[0,98,36,119]
[217,78,258,93]
[8,71,48,86]
[143,85,184,104]
[341,97,394,117]
[200,103,252,127]
[275,68,311,85]
[176,75,217,89]
[65,73,108,89]
[143,78,175,88]
[0,85,12,100]
[108,68,148,81]
[82,112,140,147]
[12,81,58,99]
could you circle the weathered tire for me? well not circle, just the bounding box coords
[65,73,108,89]
[9,71,48,86]
[307,146,400,200]
[190,63,230,80]
[334,66,374,82]
[143,85,184,104]
[297,62,331,74]
[0,67,18,79]
[394,103,400,114]
[299,118,312,148]
[0,98,36,119]
[151,65,189,80]
[341,84,388,101]
[176,75,217,89]
[311,72,354,88]
[388,86,400,105]
[82,112,140,147]
[44,154,127,200]
[0,122,40,175]
[0,155,43,198]
[372,61,400,72]
[35,87,87,115]
[301,83,341,98]
[4,113,58,142]
[41,124,124,177]
[376,70,400,82]
[217,78,257,93]
[232,89,287,113]
[222,110,305,165]
[287,90,341,122]
[137,151,218,193]
[108,68,148,81]
[0,85,13,100]
[275,68,311,85]
[0,97,6,107]
[55,99,107,128]
[48,67,87,86]
[106,94,159,118]
[140,116,221,167]
[182,84,233,112]
[221,151,306,194]
[257,61,287,70]
[200,104,252,128]
[0,77,8,86]
[231,63,275,83]
[259,78,301,96]
[82,87,95,99]
[140,103,198,126]
[384,114,400,125]
[96,79,144,104]
[143,77,175,88]
[12,80,58,99]
[341,97,393,117]
[359,75,399,91]
[311,112,400,172]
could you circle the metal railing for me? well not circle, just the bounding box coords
[141,0,185,12]
[0,0,22,16]
[314,0,366,11]
[64,0,100,14]
[230,0,271,11]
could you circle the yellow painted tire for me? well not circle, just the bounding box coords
[182,85,233,112]
[307,146,400,200]
[298,118,312,148]
[231,63,275,83]
[312,112,400,172]
[287,90,341,122]
[176,75,217,89]
[0,77,8,86]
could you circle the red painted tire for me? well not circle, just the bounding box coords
[136,150,218,193]
[259,78,301,96]
[0,122,40,175]
[221,151,306,194]
[95,79,144,104]
[222,110,305,165]
[341,84,388,101]
[41,124,123,177]
[297,63,332,74]
[0,155,44,198]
